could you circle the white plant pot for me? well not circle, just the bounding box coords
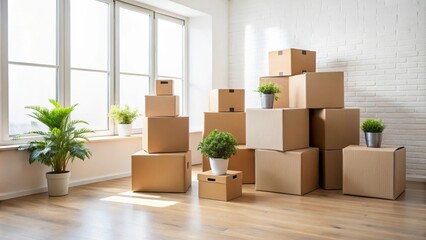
[261,93,274,109]
[209,157,229,176]
[118,124,132,136]
[46,171,71,197]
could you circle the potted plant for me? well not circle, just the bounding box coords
[17,99,93,196]
[109,105,140,136]
[197,129,238,175]
[256,82,281,109]
[361,118,386,148]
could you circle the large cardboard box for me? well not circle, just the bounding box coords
[310,108,360,150]
[268,48,316,76]
[202,145,255,183]
[255,148,319,195]
[203,112,246,144]
[343,145,406,200]
[143,116,189,153]
[198,170,243,201]
[259,76,290,108]
[132,150,191,192]
[246,108,309,151]
[145,95,179,117]
[209,89,245,112]
[320,150,342,190]
[289,72,344,108]
[156,80,173,95]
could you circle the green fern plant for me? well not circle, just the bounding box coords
[17,99,94,173]
[197,129,238,159]
[361,119,385,133]
[109,105,140,124]
[256,82,281,101]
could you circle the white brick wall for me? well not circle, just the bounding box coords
[229,0,426,180]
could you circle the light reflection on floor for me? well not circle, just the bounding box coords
[101,192,179,208]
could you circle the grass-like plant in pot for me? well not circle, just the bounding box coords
[361,118,386,148]
[197,129,238,175]
[17,99,93,196]
[256,82,281,109]
[109,105,140,136]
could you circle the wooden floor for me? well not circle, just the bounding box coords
[1,165,425,240]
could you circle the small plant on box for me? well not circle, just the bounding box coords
[109,105,140,136]
[256,82,281,109]
[361,118,385,148]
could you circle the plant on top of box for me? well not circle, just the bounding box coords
[256,82,281,109]
[109,105,140,137]
[361,118,385,148]
[197,129,238,176]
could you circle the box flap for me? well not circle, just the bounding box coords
[345,145,404,153]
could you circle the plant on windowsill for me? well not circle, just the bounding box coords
[17,99,94,197]
[361,118,386,148]
[197,129,238,176]
[256,82,281,109]
[108,105,140,137]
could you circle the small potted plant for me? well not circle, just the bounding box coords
[361,118,386,148]
[197,129,238,175]
[109,105,140,136]
[256,82,281,109]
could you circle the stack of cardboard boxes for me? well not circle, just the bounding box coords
[131,80,191,193]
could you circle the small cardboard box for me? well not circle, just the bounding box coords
[246,108,309,151]
[143,116,189,153]
[145,95,179,117]
[255,148,319,195]
[202,145,255,184]
[203,112,246,144]
[343,145,406,200]
[289,72,344,108]
[209,89,245,112]
[320,150,343,190]
[268,48,316,76]
[259,76,290,108]
[156,80,173,96]
[198,170,243,201]
[132,150,191,192]
[310,108,360,150]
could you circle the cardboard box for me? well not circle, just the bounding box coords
[132,150,191,192]
[343,145,406,200]
[246,108,309,151]
[202,145,255,184]
[143,116,189,153]
[310,108,360,150]
[268,48,316,76]
[198,170,242,201]
[209,89,245,112]
[203,112,246,144]
[320,150,342,190]
[145,95,179,117]
[289,72,344,108]
[155,80,173,95]
[259,76,290,108]
[255,148,319,195]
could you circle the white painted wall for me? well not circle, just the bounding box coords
[229,0,426,180]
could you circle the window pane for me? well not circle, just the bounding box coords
[71,0,109,70]
[8,64,56,136]
[71,70,109,131]
[119,7,150,74]
[119,75,149,129]
[157,18,183,78]
[8,0,56,65]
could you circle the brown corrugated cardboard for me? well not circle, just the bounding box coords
[145,95,179,117]
[143,116,189,153]
[246,108,309,151]
[320,150,342,190]
[209,89,245,112]
[310,108,360,150]
[132,150,191,192]
[289,72,344,108]
[259,76,290,108]
[268,48,316,76]
[156,80,173,95]
[255,148,319,195]
[343,145,406,200]
[198,170,243,201]
[202,145,255,184]
[203,112,246,144]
